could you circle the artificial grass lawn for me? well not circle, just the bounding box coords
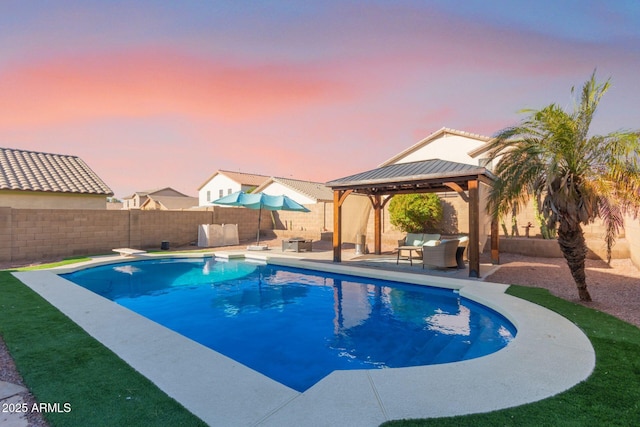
[2,259,640,427]
[0,269,207,427]
[12,256,93,270]
[383,286,640,427]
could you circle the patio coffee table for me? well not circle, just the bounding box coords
[396,246,422,266]
[282,238,313,252]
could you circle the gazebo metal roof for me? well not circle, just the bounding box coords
[326,159,494,194]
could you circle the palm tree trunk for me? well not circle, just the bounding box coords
[557,219,592,302]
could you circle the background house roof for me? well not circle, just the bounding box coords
[123,187,189,200]
[254,177,334,202]
[0,147,113,195]
[379,127,494,167]
[197,170,270,190]
[141,195,199,210]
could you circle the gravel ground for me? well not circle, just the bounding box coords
[484,253,640,328]
[1,251,638,426]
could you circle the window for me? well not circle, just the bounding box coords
[219,189,224,198]
[227,188,232,195]
[206,191,211,202]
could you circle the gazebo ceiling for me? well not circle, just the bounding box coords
[326,159,494,195]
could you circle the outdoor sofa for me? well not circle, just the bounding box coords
[396,233,441,265]
[420,235,470,269]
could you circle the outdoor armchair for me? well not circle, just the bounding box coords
[422,239,460,269]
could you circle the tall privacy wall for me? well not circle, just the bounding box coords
[626,214,640,268]
[0,206,261,263]
[1,203,637,268]
[271,194,475,249]
[270,202,333,240]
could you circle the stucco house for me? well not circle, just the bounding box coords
[0,147,113,209]
[379,127,495,169]
[253,176,334,206]
[197,170,270,206]
[122,187,193,210]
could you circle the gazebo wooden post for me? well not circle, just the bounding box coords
[468,179,480,278]
[491,217,500,264]
[373,195,382,254]
[332,189,352,262]
[333,190,343,262]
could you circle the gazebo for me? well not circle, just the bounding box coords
[326,159,499,278]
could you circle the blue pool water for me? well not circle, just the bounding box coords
[61,257,516,392]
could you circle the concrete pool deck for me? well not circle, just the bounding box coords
[14,252,595,426]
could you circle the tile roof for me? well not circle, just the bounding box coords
[197,170,270,190]
[123,187,189,200]
[257,177,334,202]
[0,147,113,195]
[219,170,270,186]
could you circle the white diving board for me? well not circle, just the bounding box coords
[112,248,147,257]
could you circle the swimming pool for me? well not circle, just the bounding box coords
[61,257,516,392]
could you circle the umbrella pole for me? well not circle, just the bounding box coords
[256,206,262,245]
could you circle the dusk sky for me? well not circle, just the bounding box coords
[1,1,639,199]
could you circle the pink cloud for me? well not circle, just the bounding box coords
[0,49,353,128]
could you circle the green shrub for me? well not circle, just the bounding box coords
[388,193,443,233]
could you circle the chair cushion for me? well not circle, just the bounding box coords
[406,233,423,247]
[423,239,440,247]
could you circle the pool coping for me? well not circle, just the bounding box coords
[14,252,595,426]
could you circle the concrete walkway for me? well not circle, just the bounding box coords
[0,381,28,427]
[13,252,595,426]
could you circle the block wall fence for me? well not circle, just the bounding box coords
[272,195,637,262]
[626,213,640,268]
[0,207,262,263]
[0,201,637,267]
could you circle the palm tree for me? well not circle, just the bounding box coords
[486,72,640,302]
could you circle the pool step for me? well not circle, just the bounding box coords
[462,326,500,360]
[428,335,471,364]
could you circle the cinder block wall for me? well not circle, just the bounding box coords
[130,210,216,249]
[6,209,131,260]
[333,193,637,260]
[496,198,613,239]
[271,203,332,235]
[625,214,640,269]
[362,193,472,249]
[2,203,637,266]
[0,207,262,263]
[211,206,263,242]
